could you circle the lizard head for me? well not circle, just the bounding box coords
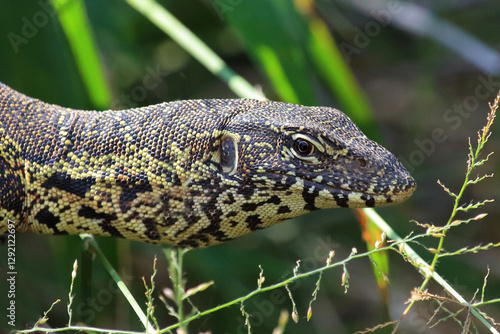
[213,100,416,232]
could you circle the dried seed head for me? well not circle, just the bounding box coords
[292,310,299,323]
[326,250,335,265]
[474,213,488,220]
[163,287,175,300]
[71,260,78,280]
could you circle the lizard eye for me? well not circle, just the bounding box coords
[293,138,315,156]
[290,134,324,162]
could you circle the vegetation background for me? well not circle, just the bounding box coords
[0,0,499,333]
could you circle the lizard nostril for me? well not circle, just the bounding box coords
[356,157,367,167]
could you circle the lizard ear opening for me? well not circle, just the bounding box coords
[220,134,238,175]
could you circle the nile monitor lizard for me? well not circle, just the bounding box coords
[0,82,416,248]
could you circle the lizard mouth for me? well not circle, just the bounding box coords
[251,167,416,210]
[298,173,416,209]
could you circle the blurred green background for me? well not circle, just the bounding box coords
[1,0,500,333]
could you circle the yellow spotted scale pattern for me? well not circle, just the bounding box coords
[0,82,416,247]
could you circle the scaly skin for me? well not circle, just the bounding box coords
[0,82,416,247]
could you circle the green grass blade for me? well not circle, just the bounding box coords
[79,234,155,331]
[51,0,111,108]
[125,0,260,100]
[225,0,317,105]
[305,14,378,138]
[257,45,301,103]
[355,209,390,321]
[364,208,499,334]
